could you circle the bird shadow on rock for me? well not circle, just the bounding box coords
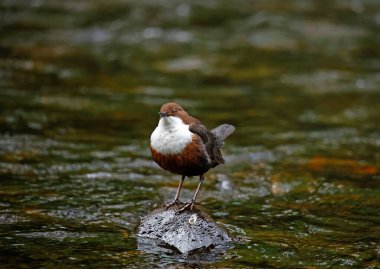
[137,203,237,259]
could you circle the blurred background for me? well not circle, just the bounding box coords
[0,0,379,268]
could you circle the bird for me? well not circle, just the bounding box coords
[150,102,235,213]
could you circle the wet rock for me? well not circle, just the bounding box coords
[137,204,234,254]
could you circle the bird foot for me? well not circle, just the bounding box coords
[175,200,195,214]
[164,199,180,210]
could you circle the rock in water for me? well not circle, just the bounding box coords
[137,204,234,254]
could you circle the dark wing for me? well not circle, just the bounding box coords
[189,123,224,167]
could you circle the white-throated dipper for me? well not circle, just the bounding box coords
[150,102,235,213]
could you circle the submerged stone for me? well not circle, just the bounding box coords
[137,204,234,254]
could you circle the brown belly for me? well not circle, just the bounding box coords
[151,137,211,176]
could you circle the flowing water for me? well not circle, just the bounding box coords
[1,0,380,268]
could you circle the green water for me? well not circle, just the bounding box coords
[1,0,380,268]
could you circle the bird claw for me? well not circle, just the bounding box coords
[175,200,195,214]
[164,199,180,210]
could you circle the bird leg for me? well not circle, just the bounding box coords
[165,175,185,209]
[177,174,204,213]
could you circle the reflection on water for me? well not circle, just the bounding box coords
[1,0,380,268]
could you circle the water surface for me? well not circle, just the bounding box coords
[1,0,380,268]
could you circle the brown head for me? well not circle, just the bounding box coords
[158,102,200,125]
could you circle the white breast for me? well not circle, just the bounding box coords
[150,116,193,155]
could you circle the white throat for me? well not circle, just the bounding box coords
[150,116,193,155]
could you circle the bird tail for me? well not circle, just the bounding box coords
[211,124,235,148]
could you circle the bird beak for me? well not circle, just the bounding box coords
[158,112,168,118]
